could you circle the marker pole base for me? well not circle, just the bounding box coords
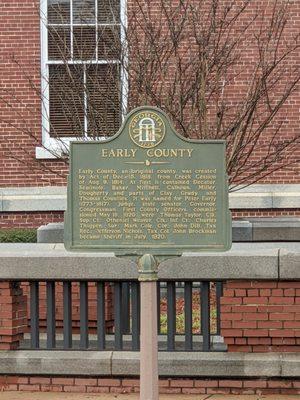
[138,254,159,400]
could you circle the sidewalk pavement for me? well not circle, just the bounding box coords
[2,394,300,400]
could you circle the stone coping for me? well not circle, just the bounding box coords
[0,351,299,378]
[37,218,300,244]
[0,243,298,281]
[0,184,299,211]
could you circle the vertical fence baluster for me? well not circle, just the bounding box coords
[131,281,140,351]
[167,281,176,351]
[201,281,211,351]
[157,281,161,335]
[63,282,72,349]
[184,281,193,351]
[80,281,89,349]
[216,282,223,336]
[122,282,131,334]
[114,282,123,350]
[46,281,56,349]
[30,281,39,349]
[97,281,106,350]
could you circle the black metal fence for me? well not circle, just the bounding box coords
[25,280,223,352]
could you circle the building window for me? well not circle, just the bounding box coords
[39,0,126,157]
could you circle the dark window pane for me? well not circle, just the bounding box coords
[98,0,120,24]
[73,26,96,60]
[73,0,95,24]
[86,64,121,136]
[48,0,70,24]
[49,65,84,137]
[48,27,71,60]
[98,26,120,60]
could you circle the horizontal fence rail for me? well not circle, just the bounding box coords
[9,280,224,352]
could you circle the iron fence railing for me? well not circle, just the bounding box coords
[19,280,224,352]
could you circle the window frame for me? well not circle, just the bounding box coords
[37,0,128,159]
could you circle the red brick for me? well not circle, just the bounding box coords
[98,378,121,387]
[74,378,97,386]
[87,387,110,393]
[271,289,284,296]
[41,385,63,392]
[272,338,296,345]
[284,321,300,329]
[260,289,271,296]
[258,305,283,312]
[251,282,278,289]
[269,329,295,337]
[18,385,40,391]
[258,321,283,329]
[245,312,268,320]
[221,298,242,305]
[223,289,234,297]
[207,388,231,394]
[222,313,242,321]
[63,385,87,393]
[235,338,247,345]
[170,379,193,388]
[52,378,74,385]
[225,282,254,289]
[219,380,243,388]
[284,289,296,296]
[222,329,243,337]
[159,379,170,387]
[231,306,258,314]
[248,337,271,345]
[159,388,181,394]
[234,289,246,296]
[6,377,29,384]
[221,321,232,328]
[122,379,140,387]
[269,297,295,305]
[268,380,293,388]
[243,297,268,305]
[279,282,300,288]
[269,313,295,320]
[182,388,206,394]
[243,329,269,337]
[30,377,51,385]
[243,380,267,388]
[233,320,257,329]
[247,289,259,296]
[194,379,218,388]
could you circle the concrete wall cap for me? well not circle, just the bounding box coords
[0,351,298,378]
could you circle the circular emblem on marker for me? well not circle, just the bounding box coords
[129,111,165,148]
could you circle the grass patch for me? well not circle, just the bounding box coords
[0,229,37,243]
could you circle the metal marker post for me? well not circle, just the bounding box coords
[138,254,159,400]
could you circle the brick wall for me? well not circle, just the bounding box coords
[0,283,27,350]
[0,212,64,229]
[1,376,300,395]
[0,0,299,187]
[221,281,300,352]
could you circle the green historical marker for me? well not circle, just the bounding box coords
[64,106,231,256]
[64,106,232,400]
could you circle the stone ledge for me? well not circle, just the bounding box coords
[38,218,300,244]
[1,184,299,211]
[279,248,300,280]
[0,351,298,378]
[0,242,287,281]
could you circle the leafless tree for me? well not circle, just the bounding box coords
[1,0,299,189]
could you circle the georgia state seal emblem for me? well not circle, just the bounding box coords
[129,111,165,148]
